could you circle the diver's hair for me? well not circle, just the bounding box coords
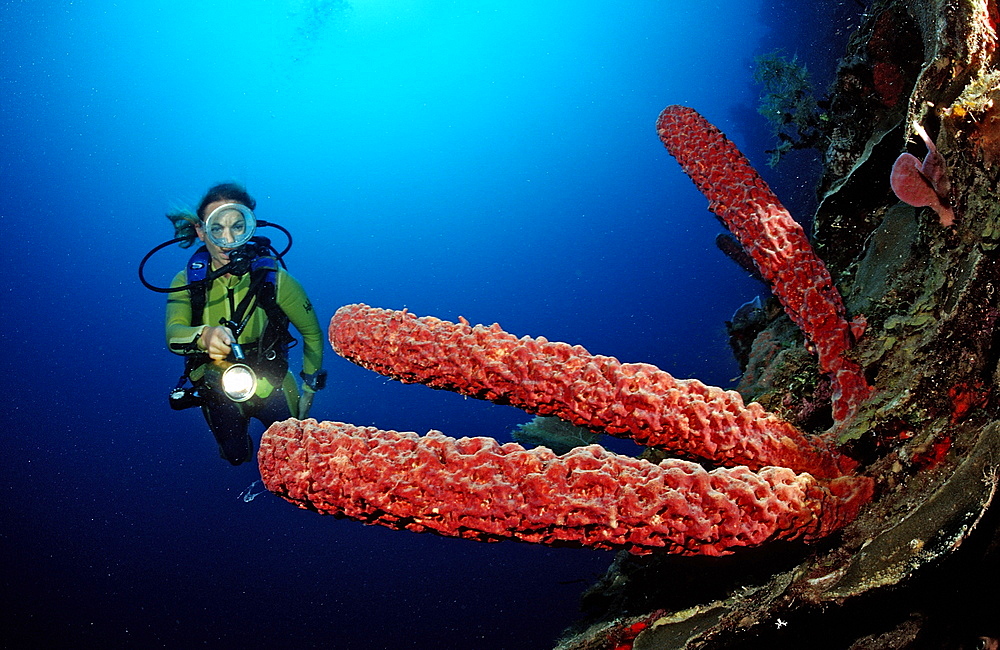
[164,183,256,249]
[166,209,200,248]
[196,182,257,220]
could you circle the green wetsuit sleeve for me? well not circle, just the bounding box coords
[165,270,204,354]
[277,269,324,391]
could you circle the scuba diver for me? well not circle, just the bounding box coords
[140,183,326,465]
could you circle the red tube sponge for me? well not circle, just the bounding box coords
[330,304,857,478]
[656,105,871,422]
[259,419,873,556]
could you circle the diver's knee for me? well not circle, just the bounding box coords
[218,435,253,465]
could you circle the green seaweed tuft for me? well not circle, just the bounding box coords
[511,415,602,455]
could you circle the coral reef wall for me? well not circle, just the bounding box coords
[559,0,999,647]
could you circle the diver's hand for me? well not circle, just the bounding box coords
[297,391,315,420]
[199,326,234,360]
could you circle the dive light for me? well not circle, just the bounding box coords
[203,359,258,402]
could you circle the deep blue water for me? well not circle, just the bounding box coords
[1,1,865,648]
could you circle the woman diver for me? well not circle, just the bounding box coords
[161,183,326,465]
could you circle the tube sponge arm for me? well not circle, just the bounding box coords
[259,419,874,556]
[655,105,871,422]
[329,304,857,478]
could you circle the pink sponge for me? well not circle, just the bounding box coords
[890,121,954,226]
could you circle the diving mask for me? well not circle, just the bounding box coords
[202,203,256,249]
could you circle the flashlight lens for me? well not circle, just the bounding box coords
[222,364,257,402]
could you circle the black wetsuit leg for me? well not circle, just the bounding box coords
[201,387,293,465]
[201,391,254,465]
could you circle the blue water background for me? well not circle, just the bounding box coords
[1,1,865,647]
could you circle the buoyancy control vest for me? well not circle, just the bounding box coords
[184,239,295,387]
